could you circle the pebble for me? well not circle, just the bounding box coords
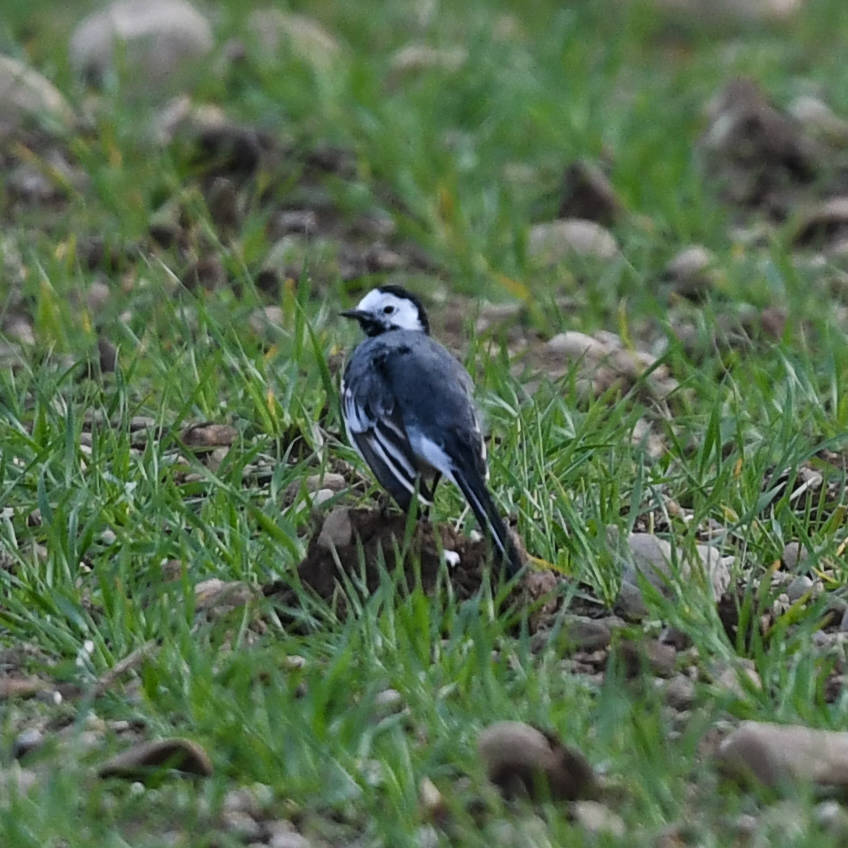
[0,677,49,700]
[663,245,718,299]
[180,422,238,448]
[311,488,336,507]
[0,54,74,136]
[13,728,44,759]
[781,541,808,570]
[98,737,213,779]
[194,579,256,615]
[571,800,625,837]
[70,0,214,90]
[418,776,447,823]
[373,688,404,716]
[717,721,848,789]
[317,507,353,550]
[222,809,262,841]
[528,218,619,265]
[786,574,814,604]
[285,472,346,501]
[266,824,312,848]
[664,674,696,711]
[613,530,733,617]
[560,615,612,652]
[477,721,596,802]
[615,638,677,678]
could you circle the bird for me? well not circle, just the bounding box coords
[340,284,522,576]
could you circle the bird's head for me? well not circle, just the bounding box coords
[341,285,430,337]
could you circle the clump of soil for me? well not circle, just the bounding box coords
[264,507,548,621]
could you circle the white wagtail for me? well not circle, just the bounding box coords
[340,285,522,576]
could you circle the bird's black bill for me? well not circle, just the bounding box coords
[341,309,386,337]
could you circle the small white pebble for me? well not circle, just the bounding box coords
[443,550,460,568]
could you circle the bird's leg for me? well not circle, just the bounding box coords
[418,472,442,523]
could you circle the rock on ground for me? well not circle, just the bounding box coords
[717,721,848,789]
[478,721,596,801]
[0,54,74,136]
[612,529,733,617]
[98,737,213,780]
[70,0,214,90]
[527,218,619,265]
[663,245,719,299]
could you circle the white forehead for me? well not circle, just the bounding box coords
[356,289,410,312]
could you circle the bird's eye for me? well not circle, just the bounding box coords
[383,305,395,315]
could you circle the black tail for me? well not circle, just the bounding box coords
[453,468,522,577]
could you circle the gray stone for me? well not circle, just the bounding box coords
[70,0,213,90]
[194,579,256,615]
[782,541,808,570]
[317,507,353,550]
[786,574,814,604]
[663,245,718,298]
[98,737,213,779]
[222,809,262,841]
[266,824,311,848]
[561,615,612,652]
[717,721,848,789]
[311,488,335,507]
[665,674,696,710]
[478,721,596,801]
[613,530,733,616]
[0,54,74,136]
[286,472,346,501]
[373,688,404,716]
[12,728,44,759]
[545,331,679,401]
[528,219,619,265]
[616,638,677,678]
[571,800,625,837]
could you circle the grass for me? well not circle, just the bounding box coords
[3,0,848,844]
